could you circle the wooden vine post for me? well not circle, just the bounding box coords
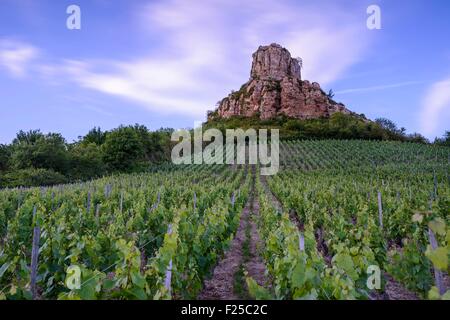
[428,227,445,295]
[193,192,197,212]
[30,206,41,300]
[86,191,91,214]
[119,191,124,213]
[428,197,445,296]
[298,232,305,252]
[164,224,173,297]
[377,191,383,230]
[95,204,101,226]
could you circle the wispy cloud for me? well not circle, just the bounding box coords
[0,0,372,118]
[335,81,423,94]
[0,38,39,78]
[420,78,450,137]
[61,0,373,117]
[62,59,214,117]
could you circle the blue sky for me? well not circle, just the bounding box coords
[0,0,449,143]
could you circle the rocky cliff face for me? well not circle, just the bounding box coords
[251,43,301,81]
[209,43,354,121]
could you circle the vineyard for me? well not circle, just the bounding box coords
[0,140,449,300]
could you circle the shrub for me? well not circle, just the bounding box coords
[0,168,68,188]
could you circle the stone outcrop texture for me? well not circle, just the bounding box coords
[251,43,301,81]
[210,43,353,120]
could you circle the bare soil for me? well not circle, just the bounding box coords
[198,168,269,300]
[315,227,332,266]
[245,194,270,289]
[383,274,419,300]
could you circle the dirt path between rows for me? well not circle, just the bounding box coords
[245,189,271,291]
[198,166,269,300]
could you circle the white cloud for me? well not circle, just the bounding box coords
[0,1,372,118]
[0,39,38,78]
[420,78,450,137]
[62,0,372,117]
[62,60,212,116]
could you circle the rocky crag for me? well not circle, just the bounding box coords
[209,43,357,121]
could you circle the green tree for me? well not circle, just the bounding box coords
[0,144,11,171]
[434,131,450,146]
[69,142,106,180]
[102,126,145,171]
[13,129,44,145]
[131,124,154,160]
[152,128,174,162]
[375,118,401,134]
[10,130,69,173]
[80,127,107,145]
[407,133,428,144]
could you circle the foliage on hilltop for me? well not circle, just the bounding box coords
[205,113,430,142]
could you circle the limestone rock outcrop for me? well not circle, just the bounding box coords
[209,43,355,121]
[251,43,301,81]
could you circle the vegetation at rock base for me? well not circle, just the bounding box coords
[205,113,432,143]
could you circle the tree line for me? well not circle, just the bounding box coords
[0,125,173,188]
[0,116,448,188]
